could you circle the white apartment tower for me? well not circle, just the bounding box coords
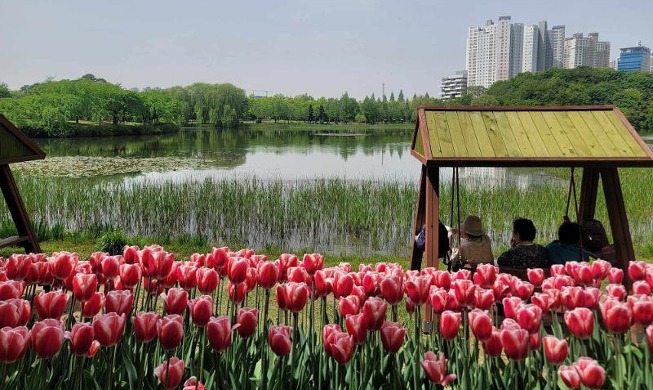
[509,23,524,78]
[548,25,566,68]
[563,32,611,69]
[440,71,468,99]
[466,16,513,88]
[522,25,540,73]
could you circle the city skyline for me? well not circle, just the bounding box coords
[1,0,652,99]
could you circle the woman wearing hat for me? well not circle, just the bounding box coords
[450,215,493,269]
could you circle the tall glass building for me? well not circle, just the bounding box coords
[618,43,651,72]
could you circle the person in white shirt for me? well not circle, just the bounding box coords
[450,215,493,269]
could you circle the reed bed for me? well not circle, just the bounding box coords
[1,168,652,257]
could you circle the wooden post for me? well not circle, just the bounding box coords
[410,165,427,270]
[578,167,600,222]
[600,167,635,286]
[422,164,439,329]
[0,165,41,253]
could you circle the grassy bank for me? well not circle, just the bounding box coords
[241,121,413,132]
[1,169,652,259]
[23,121,179,138]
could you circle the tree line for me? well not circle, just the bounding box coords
[1,67,653,137]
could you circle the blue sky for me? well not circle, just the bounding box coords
[1,0,651,98]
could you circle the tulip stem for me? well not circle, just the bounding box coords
[0,363,7,390]
[197,327,205,390]
[163,351,171,390]
[108,344,118,390]
[261,289,270,390]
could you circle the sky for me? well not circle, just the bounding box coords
[1,0,652,99]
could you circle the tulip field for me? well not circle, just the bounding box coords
[2,247,653,389]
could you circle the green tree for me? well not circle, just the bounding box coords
[0,82,10,98]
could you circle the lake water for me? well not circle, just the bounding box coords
[36,125,642,188]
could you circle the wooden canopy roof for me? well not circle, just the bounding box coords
[411,105,653,167]
[0,114,46,165]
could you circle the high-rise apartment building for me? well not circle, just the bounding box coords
[563,32,611,69]
[618,43,651,72]
[440,70,468,99]
[522,25,539,73]
[465,17,610,88]
[548,25,566,68]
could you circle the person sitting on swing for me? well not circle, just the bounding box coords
[497,218,549,268]
[545,221,590,265]
[450,215,493,270]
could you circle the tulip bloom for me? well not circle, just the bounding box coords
[559,365,581,389]
[500,328,529,361]
[333,272,355,298]
[473,288,495,310]
[268,325,292,356]
[118,263,142,289]
[68,322,95,356]
[101,256,120,280]
[380,321,406,353]
[629,295,653,326]
[420,351,456,386]
[72,273,98,303]
[574,357,606,389]
[105,290,134,316]
[33,290,67,321]
[452,279,476,308]
[633,280,651,296]
[380,275,403,305]
[362,297,387,331]
[0,285,17,306]
[236,308,258,338]
[468,309,493,342]
[646,325,653,354]
[257,261,279,289]
[176,263,198,290]
[531,293,551,313]
[155,357,185,390]
[628,261,648,282]
[5,254,31,281]
[93,312,126,347]
[439,311,461,340]
[0,326,30,364]
[324,331,354,364]
[276,282,309,313]
[133,312,160,343]
[526,268,545,287]
[516,304,543,334]
[141,248,175,281]
[0,299,30,328]
[228,258,249,284]
[502,297,523,320]
[473,264,498,288]
[302,253,324,275]
[338,295,360,318]
[81,292,104,318]
[345,313,368,345]
[483,328,503,357]
[606,284,628,301]
[161,288,188,315]
[207,316,232,353]
[31,319,65,359]
[189,295,213,327]
[600,299,632,334]
[514,280,534,300]
[183,377,205,390]
[50,252,78,280]
[405,275,431,306]
[543,335,568,365]
[157,315,184,350]
[591,260,611,281]
[564,308,594,339]
[607,267,624,284]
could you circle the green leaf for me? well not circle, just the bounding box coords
[123,353,138,389]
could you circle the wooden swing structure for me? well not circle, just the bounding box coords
[410,106,653,282]
[0,114,45,253]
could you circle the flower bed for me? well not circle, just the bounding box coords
[1,246,652,389]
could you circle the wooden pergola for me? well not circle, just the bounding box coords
[0,114,45,253]
[410,106,653,280]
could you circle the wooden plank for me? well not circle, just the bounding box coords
[596,110,648,157]
[611,108,653,159]
[424,165,440,270]
[419,105,616,112]
[480,111,509,157]
[527,111,563,157]
[578,168,600,221]
[410,166,427,271]
[424,111,443,158]
[453,111,483,157]
[468,112,497,157]
[503,111,536,157]
[493,111,524,158]
[417,109,433,160]
[578,111,627,157]
[540,111,577,157]
[552,111,593,157]
[429,111,455,158]
[442,112,469,158]
[515,111,551,157]
[0,235,28,249]
[565,111,609,157]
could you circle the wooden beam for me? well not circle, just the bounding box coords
[410,165,427,270]
[0,165,41,253]
[578,167,600,221]
[600,167,636,286]
[424,165,440,270]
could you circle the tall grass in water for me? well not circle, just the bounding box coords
[2,168,652,257]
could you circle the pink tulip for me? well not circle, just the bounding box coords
[573,357,606,389]
[559,365,581,389]
[119,263,142,289]
[439,311,461,340]
[68,322,95,356]
[451,279,476,308]
[31,319,65,359]
[628,261,648,282]
[607,267,624,284]
[81,292,104,318]
[606,284,628,301]
[161,288,188,315]
[133,312,160,343]
[483,328,503,357]
[564,307,594,339]
[154,357,185,390]
[531,293,551,313]
[338,295,360,318]
[473,264,498,288]
[302,253,324,275]
[473,288,495,310]
[196,267,219,294]
[500,328,529,361]
[514,280,534,300]
[629,295,653,326]
[333,272,354,298]
[189,295,213,327]
[93,312,126,347]
[527,268,545,287]
[345,313,368,345]
[157,315,184,350]
[516,304,542,334]
[140,247,174,281]
[600,298,632,333]
[276,282,309,313]
[420,351,456,385]
[0,326,30,364]
[268,325,292,356]
[380,321,405,353]
[105,290,134,316]
[257,261,279,290]
[50,252,78,280]
[362,297,387,331]
[72,273,98,302]
[468,309,493,342]
[207,316,232,353]
[591,260,611,281]
[235,308,258,338]
[544,335,568,365]
[0,299,28,328]
[405,275,431,305]
[380,275,403,305]
[502,297,523,320]
[176,263,197,290]
[324,330,354,364]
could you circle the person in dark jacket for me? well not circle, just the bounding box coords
[497,218,549,268]
[545,221,590,264]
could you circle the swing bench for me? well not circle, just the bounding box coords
[410,106,653,292]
